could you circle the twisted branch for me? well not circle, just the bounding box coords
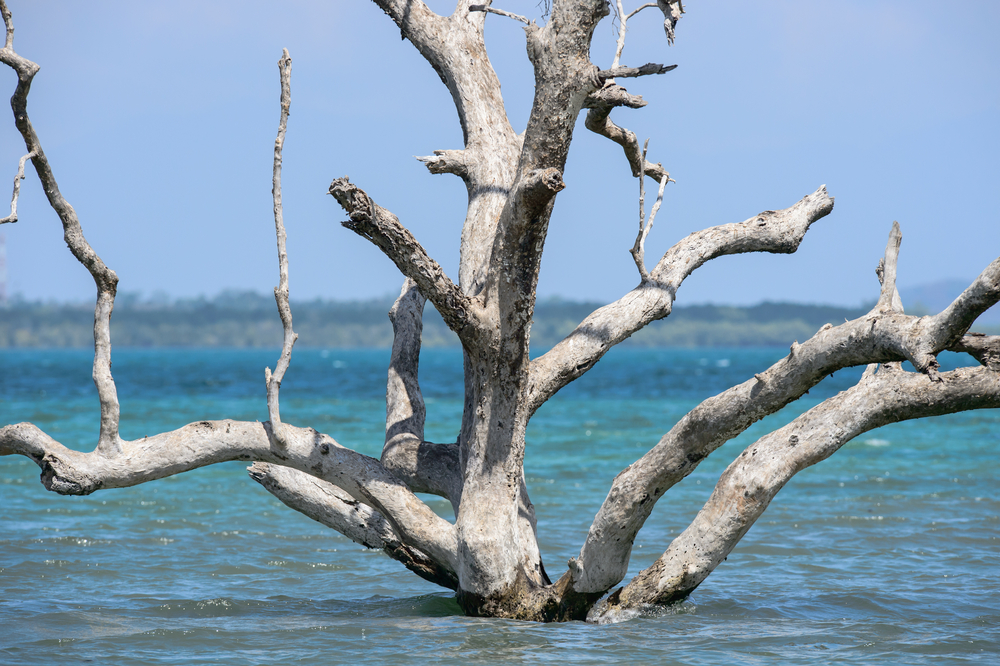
[0,419,459,570]
[1,0,120,454]
[249,462,458,589]
[328,177,483,344]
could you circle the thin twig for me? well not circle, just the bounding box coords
[612,0,628,70]
[0,150,34,224]
[627,2,657,20]
[630,139,651,280]
[639,174,668,261]
[613,1,660,72]
[468,4,529,24]
[266,48,298,446]
[1,0,13,51]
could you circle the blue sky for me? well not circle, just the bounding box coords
[1,1,997,307]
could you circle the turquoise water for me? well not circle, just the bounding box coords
[1,348,997,664]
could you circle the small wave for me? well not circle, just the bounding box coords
[589,599,696,624]
[863,438,891,447]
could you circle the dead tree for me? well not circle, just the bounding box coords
[1,0,997,622]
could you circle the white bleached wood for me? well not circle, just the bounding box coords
[528,186,834,415]
[0,419,459,570]
[329,177,483,344]
[4,0,996,623]
[382,279,464,507]
[570,238,999,596]
[468,4,529,24]
[265,49,299,446]
[0,6,121,455]
[0,150,34,224]
[248,462,458,589]
[603,364,1000,612]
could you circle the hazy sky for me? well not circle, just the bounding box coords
[1,1,997,307]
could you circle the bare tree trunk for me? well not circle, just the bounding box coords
[2,0,997,623]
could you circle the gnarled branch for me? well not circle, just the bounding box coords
[606,364,1000,611]
[597,62,677,80]
[527,186,835,414]
[382,279,464,507]
[0,419,459,571]
[1,4,120,454]
[249,462,458,590]
[584,103,670,182]
[416,149,468,179]
[328,177,483,344]
[953,333,1000,371]
[569,237,998,594]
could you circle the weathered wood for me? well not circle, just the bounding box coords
[2,0,996,623]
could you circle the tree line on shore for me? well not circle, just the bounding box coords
[8,291,989,348]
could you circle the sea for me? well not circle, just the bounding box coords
[0,347,997,665]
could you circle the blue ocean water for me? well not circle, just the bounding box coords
[0,347,997,665]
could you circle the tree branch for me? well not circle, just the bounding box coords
[629,140,668,280]
[1,4,121,454]
[416,149,468,179]
[265,49,298,447]
[0,419,459,570]
[328,177,483,344]
[927,256,1000,352]
[627,2,658,20]
[468,4,529,24]
[606,364,1000,611]
[584,103,670,182]
[583,81,648,110]
[952,333,1000,371]
[597,63,677,80]
[569,244,999,594]
[248,462,458,589]
[382,279,464,507]
[632,173,668,279]
[0,150,34,224]
[527,186,834,414]
[874,220,903,313]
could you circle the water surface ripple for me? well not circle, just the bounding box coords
[1,348,997,664]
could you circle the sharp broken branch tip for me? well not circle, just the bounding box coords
[598,63,677,80]
[1,150,35,224]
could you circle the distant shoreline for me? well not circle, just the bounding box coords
[3,295,996,349]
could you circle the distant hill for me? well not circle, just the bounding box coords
[1,290,996,349]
